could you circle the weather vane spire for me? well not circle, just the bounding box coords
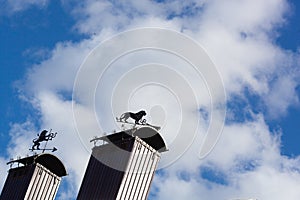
[30,129,58,153]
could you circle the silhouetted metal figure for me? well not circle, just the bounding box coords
[118,110,147,124]
[116,110,161,130]
[31,129,57,151]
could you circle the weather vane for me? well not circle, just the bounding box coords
[116,110,161,130]
[30,129,58,153]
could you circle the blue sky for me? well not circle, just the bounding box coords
[1,0,300,199]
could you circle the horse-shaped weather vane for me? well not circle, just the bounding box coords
[30,129,58,153]
[116,110,161,130]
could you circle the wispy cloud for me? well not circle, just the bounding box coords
[2,0,49,14]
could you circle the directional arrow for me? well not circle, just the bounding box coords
[52,147,57,152]
[143,123,161,131]
[29,147,58,152]
[116,119,161,131]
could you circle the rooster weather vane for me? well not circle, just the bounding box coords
[116,110,161,131]
[30,129,58,153]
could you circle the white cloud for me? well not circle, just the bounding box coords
[7,120,38,157]
[264,73,299,118]
[2,0,300,199]
[152,116,300,200]
[72,0,207,34]
[22,40,97,96]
